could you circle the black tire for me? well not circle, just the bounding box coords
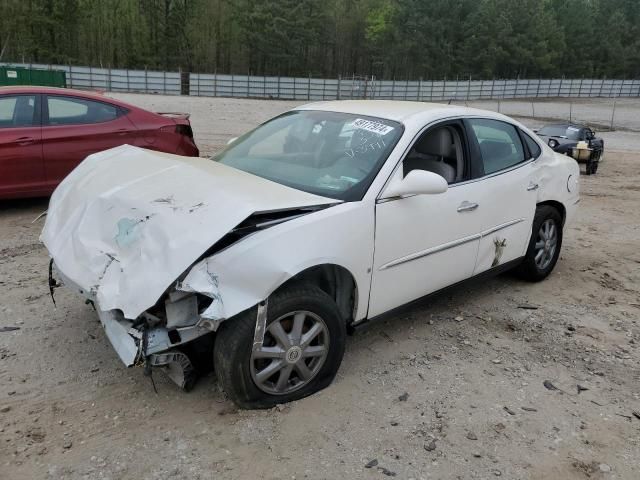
[516,205,563,282]
[213,283,346,409]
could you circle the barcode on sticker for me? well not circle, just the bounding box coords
[352,118,394,135]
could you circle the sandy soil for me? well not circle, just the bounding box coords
[1,96,639,480]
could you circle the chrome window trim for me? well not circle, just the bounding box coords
[376,115,537,201]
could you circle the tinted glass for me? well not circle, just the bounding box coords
[215,110,402,201]
[47,96,119,125]
[0,95,36,128]
[523,132,541,158]
[538,125,581,140]
[469,119,525,175]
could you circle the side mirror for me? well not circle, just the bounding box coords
[383,170,448,198]
[227,137,238,145]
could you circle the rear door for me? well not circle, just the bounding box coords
[464,118,540,274]
[0,94,45,198]
[41,94,136,188]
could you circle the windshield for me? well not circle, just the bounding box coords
[538,125,581,140]
[214,110,403,201]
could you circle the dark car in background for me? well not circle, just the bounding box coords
[0,86,199,199]
[536,123,604,175]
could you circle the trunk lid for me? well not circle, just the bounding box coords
[42,144,337,319]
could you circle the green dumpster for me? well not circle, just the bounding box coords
[0,66,67,87]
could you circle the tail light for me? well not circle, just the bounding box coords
[160,124,193,138]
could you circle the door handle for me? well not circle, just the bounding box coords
[14,136,35,146]
[457,201,479,212]
[116,129,129,136]
[527,182,539,191]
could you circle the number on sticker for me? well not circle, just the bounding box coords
[352,118,394,135]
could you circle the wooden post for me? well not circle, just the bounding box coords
[610,100,617,129]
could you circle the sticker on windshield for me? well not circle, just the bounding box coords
[352,118,394,135]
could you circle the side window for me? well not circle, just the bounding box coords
[469,119,525,175]
[46,96,119,126]
[522,131,541,159]
[0,95,36,128]
[403,124,465,184]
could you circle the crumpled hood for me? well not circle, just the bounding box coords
[41,144,336,319]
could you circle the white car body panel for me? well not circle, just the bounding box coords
[181,201,374,324]
[41,101,580,369]
[41,144,338,319]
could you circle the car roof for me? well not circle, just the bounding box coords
[0,86,131,108]
[294,100,514,125]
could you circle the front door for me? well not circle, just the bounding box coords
[0,94,44,198]
[368,121,483,317]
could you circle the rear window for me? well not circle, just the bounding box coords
[522,132,542,158]
[538,125,580,140]
[468,118,526,175]
[46,96,119,125]
[0,95,36,128]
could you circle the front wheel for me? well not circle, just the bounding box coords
[516,205,563,282]
[213,284,346,409]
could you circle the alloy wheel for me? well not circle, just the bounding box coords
[250,310,329,395]
[534,218,557,270]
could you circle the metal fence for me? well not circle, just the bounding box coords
[1,63,183,95]
[3,62,640,100]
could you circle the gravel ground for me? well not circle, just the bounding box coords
[1,96,639,480]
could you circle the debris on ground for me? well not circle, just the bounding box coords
[364,459,378,468]
[424,440,437,452]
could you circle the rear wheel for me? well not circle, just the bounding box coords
[213,284,346,409]
[516,205,563,282]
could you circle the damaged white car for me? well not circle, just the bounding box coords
[42,101,579,408]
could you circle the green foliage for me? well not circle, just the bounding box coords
[0,0,638,78]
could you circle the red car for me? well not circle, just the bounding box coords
[0,86,199,199]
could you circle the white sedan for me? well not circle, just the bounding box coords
[42,101,580,408]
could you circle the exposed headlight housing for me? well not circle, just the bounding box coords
[548,139,558,148]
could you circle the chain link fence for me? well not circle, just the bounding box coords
[3,62,640,101]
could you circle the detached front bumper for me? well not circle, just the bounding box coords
[51,262,212,371]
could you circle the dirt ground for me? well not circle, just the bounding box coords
[1,96,639,480]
